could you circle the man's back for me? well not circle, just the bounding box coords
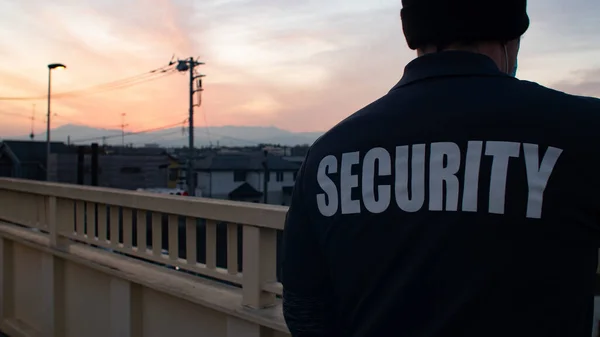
[281,52,600,337]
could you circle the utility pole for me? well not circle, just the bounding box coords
[176,57,205,196]
[262,150,269,204]
[120,113,128,147]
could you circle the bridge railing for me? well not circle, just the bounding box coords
[0,178,285,309]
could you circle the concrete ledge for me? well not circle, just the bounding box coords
[1,317,37,337]
[0,222,289,334]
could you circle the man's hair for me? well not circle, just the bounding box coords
[401,0,530,50]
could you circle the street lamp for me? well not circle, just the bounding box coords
[46,63,66,181]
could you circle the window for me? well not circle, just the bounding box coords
[293,171,298,181]
[120,167,141,174]
[233,170,247,182]
[276,172,284,182]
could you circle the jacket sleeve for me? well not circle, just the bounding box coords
[281,160,336,337]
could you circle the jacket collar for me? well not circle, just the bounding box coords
[390,51,508,92]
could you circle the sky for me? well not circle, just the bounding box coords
[0,0,599,138]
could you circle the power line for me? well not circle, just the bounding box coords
[140,128,187,145]
[53,69,176,99]
[209,132,262,145]
[0,64,176,101]
[70,120,188,144]
[199,105,212,147]
[0,111,121,131]
[0,109,185,145]
[0,109,45,124]
[0,109,30,119]
[1,108,261,147]
[5,65,174,100]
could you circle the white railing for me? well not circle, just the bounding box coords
[0,178,286,308]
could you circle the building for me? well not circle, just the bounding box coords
[262,146,291,156]
[52,148,172,190]
[0,140,73,180]
[194,153,301,205]
[282,156,305,164]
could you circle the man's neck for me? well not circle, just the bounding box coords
[417,43,505,72]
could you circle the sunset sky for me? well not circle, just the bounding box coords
[0,0,599,138]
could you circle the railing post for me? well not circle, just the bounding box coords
[0,237,14,325]
[227,316,271,337]
[41,252,65,337]
[242,226,277,308]
[50,197,74,250]
[43,196,68,336]
[48,196,59,247]
[109,278,142,337]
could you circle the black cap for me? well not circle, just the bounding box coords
[401,0,530,50]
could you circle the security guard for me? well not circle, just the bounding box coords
[281,0,600,336]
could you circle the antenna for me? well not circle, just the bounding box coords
[120,113,129,147]
[29,104,35,140]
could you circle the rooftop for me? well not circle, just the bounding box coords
[0,140,73,163]
[193,153,301,171]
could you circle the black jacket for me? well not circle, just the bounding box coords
[281,51,600,337]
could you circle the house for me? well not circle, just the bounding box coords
[0,140,73,180]
[193,152,302,205]
[166,155,184,189]
[282,156,305,164]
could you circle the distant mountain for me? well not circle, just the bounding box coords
[15,124,324,147]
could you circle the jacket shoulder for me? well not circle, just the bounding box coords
[517,80,600,109]
[308,94,390,151]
